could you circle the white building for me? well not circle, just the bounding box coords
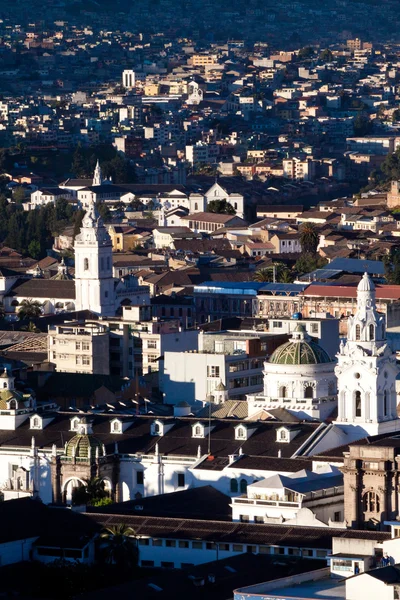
[122,69,135,89]
[247,324,337,422]
[231,467,344,527]
[74,196,116,316]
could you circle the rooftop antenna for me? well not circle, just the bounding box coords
[208,397,212,455]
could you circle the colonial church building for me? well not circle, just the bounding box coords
[248,273,400,455]
[2,192,143,317]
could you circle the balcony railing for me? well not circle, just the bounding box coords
[232,497,301,508]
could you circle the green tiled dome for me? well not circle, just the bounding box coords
[269,324,332,365]
[65,434,104,459]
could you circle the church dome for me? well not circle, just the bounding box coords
[269,324,332,366]
[65,434,105,459]
[357,272,375,292]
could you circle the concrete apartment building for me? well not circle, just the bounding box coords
[163,329,288,406]
[48,322,110,375]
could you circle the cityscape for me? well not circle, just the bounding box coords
[3,1,400,599]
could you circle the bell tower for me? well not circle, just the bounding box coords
[74,197,115,316]
[335,273,399,434]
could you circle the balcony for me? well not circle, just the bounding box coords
[232,497,302,509]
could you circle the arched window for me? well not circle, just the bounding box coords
[355,391,362,417]
[84,258,89,271]
[3,382,7,389]
[237,427,245,439]
[240,479,247,494]
[355,324,361,341]
[280,429,287,440]
[33,417,39,427]
[113,421,120,432]
[304,385,313,399]
[279,386,287,398]
[364,491,380,513]
[195,425,201,436]
[9,400,16,410]
[369,324,375,341]
[194,203,198,211]
[154,423,160,434]
[384,390,388,417]
[230,479,238,493]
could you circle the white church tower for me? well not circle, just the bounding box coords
[335,272,399,435]
[92,160,103,187]
[74,197,115,316]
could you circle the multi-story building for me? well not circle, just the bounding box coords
[163,329,288,406]
[48,322,110,375]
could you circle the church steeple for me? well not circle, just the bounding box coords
[347,272,385,347]
[74,195,115,316]
[335,272,399,433]
[92,160,103,187]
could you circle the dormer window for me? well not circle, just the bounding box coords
[277,427,289,443]
[30,415,42,430]
[111,419,122,434]
[151,420,163,436]
[70,417,80,432]
[235,425,247,441]
[192,422,205,438]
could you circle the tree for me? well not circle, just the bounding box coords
[207,199,236,215]
[96,202,111,222]
[298,46,314,59]
[100,524,138,570]
[72,477,109,506]
[21,321,41,332]
[299,222,319,255]
[295,254,328,276]
[13,187,26,204]
[18,299,43,320]
[353,114,372,136]
[319,48,333,62]
[28,240,41,260]
[253,263,293,283]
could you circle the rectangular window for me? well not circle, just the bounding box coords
[334,511,341,522]
[233,544,243,552]
[219,543,229,551]
[207,365,220,378]
[259,546,270,554]
[152,539,163,547]
[75,342,81,350]
[192,542,203,549]
[141,560,154,567]
[165,540,176,548]
[147,340,157,349]
[147,354,158,364]
[137,471,144,485]
[139,539,149,546]
[82,342,90,351]
[247,545,256,553]
[82,356,90,366]
[179,541,189,548]
[310,323,319,333]
[303,549,313,557]
[206,542,216,550]
[76,356,82,365]
[272,321,282,328]
[254,516,264,523]
[240,515,249,523]
[177,473,185,488]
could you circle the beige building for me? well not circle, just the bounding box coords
[48,322,110,375]
[108,225,140,252]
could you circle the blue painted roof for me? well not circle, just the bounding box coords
[328,258,385,275]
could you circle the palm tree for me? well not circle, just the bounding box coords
[253,268,272,283]
[100,524,139,569]
[299,222,319,255]
[72,477,109,506]
[21,321,41,333]
[18,299,42,320]
[253,263,293,283]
